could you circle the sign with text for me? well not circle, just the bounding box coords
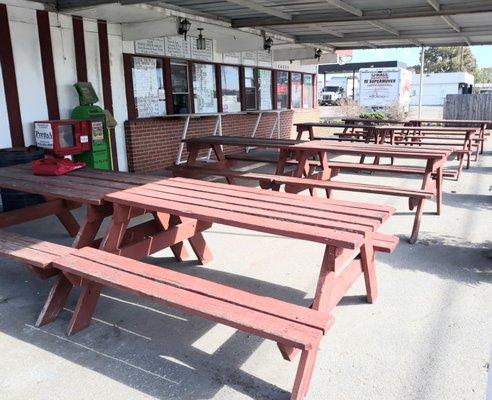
[135,38,165,56]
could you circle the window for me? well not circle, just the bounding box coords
[291,72,302,108]
[303,74,313,108]
[170,60,190,114]
[244,67,257,110]
[193,63,217,113]
[276,71,289,109]
[132,57,165,118]
[258,69,272,110]
[221,65,241,113]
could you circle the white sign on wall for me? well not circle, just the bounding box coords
[190,38,214,62]
[257,51,273,68]
[223,52,242,64]
[135,38,165,56]
[242,51,257,66]
[165,36,191,58]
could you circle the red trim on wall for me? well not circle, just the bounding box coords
[97,19,118,171]
[36,10,60,120]
[0,4,24,147]
[72,16,87,82]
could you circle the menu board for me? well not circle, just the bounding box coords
[223,52,241,64]
[132,57,166,118]
[165,36,191,58]
[241,51,257,66]
[135,38,165,56]
[190,38,214,62]
[257,51,273,68]
[193,63,217,113]
[258,69,272,110]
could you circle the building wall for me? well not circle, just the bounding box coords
[0,0,129,170]
[125,108,319,173]
[410,72,475,106]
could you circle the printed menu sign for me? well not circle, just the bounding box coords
[135,38,165,56]
[165,36,191,58]
[257,51,272,67]
[241,51,257,66]
[223,52,241,64]
[132,57,165,118]
[190,38,213,62]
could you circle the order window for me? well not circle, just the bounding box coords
[276,71,289,109]
[193,63,217,113]
[258,69,272,110]
[170,60,190,114]
[221,65,241,113]
[244,67,257,110]
[291,72,302,108]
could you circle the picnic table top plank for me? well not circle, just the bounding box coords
[289,142,453,159]
[128,182,379,235]
[76,246,331,332]
[170,176,394,214]
[155,177,393,221]
[183,135,302,148]
[410,119,491,124]
[105,186,367,249]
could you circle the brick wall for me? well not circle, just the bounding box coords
[124,108,320,173]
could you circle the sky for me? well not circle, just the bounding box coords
[350,45,492,68]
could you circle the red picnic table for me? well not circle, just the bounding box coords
[408,119,490,156]
[277,141,452,244]
[1,172,396,399]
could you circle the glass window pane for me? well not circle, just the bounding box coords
[303,74,313,108]
[276,71,289,109]
[193,63,217,114]
[291,72,302,108]
[132,57,166,118]
[221,65,241,113]
[244,67,257,110]
[171,61,190,114]
[258,69,272,110]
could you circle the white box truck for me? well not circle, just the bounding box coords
[359,67,413,111]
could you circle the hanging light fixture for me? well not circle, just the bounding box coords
[196,28,206,50]
[263,36,273,53]
[178,18,191,40]
[314,48,323,61]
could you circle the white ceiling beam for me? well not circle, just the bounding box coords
[408,39,424,47]
[308,24,344,38]
[325,0,362,17]
[368,21,399,35]
[441,15,461,32]
[223,0,292,20]
[426,0,441,11]
[360,41,377,49]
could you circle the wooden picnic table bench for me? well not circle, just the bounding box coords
[279,142,452,244]
[0,230,333,400]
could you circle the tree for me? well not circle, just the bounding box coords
[413,46,477,73]
[474,67,492,84]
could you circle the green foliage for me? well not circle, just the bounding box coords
[474,67,492,84]
[413,46,477,73]
[359,111,390,120]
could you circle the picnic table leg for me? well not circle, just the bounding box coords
[100,204,131,253]
[171,215,213,265]
[291,345,320,400]
[186,144,201,166]
[73,204,112,248]
[35,273,73,327]
[435,167,443,215]
[211,144,236,185]
[44,196,80,237]
[360,239,378,303]
[278,246,336,361]
[67,280,102,336]
[154,213,190,262]
[409,159,435,244]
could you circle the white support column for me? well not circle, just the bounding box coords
[175,116,191,165]
[246,112,263,153]
[418,46,425,119]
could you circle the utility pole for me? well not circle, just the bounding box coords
[460,46,464,71]
[418,46,425,119]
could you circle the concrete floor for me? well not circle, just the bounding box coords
[0,143,491,400]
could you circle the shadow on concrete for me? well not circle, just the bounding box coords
[384,235,492,286]
[0,228,316,400]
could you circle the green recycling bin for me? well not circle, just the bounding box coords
[71,82,112,171]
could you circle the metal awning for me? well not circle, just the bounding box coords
[41,0,492,50]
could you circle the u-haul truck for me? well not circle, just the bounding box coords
[359,67,413,111]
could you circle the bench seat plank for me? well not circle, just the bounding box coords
[54,252,332,350]
[76,247,331,332]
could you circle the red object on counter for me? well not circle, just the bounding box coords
[31,158,86,176]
